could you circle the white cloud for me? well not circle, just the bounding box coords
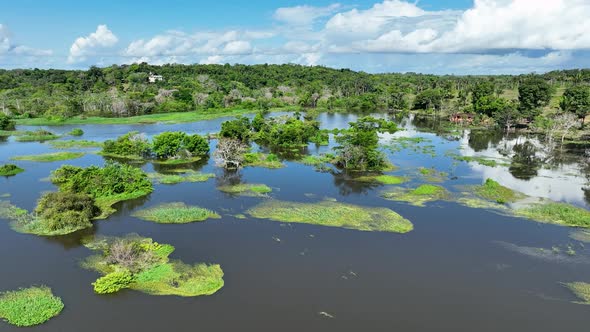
[68,24,118,63]
[0,24,52,56]
[274,4,341,27]
[222,40,252,55]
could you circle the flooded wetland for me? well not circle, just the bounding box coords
[1,112,589,331]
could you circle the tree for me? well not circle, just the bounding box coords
[518,77,552,119]
[492,100,520,130]
[220,116,251,142]
[214,138,249,169]
[561,85,590,126]
[0,114,15,130]
[472,81,495,113]
[413,89,442,111]
[152,132,209,159]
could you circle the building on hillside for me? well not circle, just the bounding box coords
[148,72,163,83]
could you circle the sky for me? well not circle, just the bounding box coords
[1,0,589,74]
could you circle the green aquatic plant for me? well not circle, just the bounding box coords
[11,152,84,162]
[69,128,84,136]
[0,164,24,176]
[51,163,153,218]
[247,199,413,233]
[381,184,449,206]
[473,179,524,204]
[101,131,151,160]
[564,282,590,305]
[218,183,272,196]
[243,152,284,168]
[49,140,102,149]
[148,171,214,184]
[132,202,220,224]
[353,174,408,185]
[418,167,448,183]
[386,137,435,155]
[81,235,224,297]
[0,286,64,327]
[514,202,590,228]
[456,197,512,212]
[14,130,59,142]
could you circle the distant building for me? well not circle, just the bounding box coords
[148,72,163,83]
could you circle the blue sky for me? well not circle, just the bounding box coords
[1,0,589,74]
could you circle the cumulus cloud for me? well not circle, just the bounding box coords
[274,4,342,27]
[0,24,52,56]
[67,24,118,63]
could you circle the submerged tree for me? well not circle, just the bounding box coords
[214,138,249,169]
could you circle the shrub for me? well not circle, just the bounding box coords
[220,116,251,142]
[69,128,84,136]
[0,286,64,327]
[102,131,151,158]
[92,271,134,294]
[34,192,100,232]
[0,164,24,176]
[0,114,15,131]
[152,132,208,159]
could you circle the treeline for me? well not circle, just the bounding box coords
[0,63,589,125]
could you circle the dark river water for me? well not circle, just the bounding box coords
[0,113,589,331]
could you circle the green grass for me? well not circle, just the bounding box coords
[243,152,284,169]
[299,154,334,166]
[456,197,512,212]
[564,282,590,305]
[247,199,413,233]
[381,184,449,206]
[94,190,153,219]
[48,140,102,149]
[0,286,64,327]
[353,174,408,185]
[14,130,59,142]
[132,202,220,223]
[218,183,272,196]
[11,152,84,162]
[450,154,507,167]
[15,108,266,126]
[81,235,224,297]
[0,164,24,176]
[570,229,590,243]
[151,156,202,165]
[515,202,590,228]
[148,171,215,184]
[418,167,448,182]
[69,128,84,136]
[474,179,524,204]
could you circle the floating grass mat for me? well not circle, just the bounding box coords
[11,152,84,162]
[218,183,272,197]
[0,130,25,137]
[243,152,284,169]
[446,153,508,168]
[496,241,583,263]
[386,137,435,156]
[0,286,64,327]
[151,156,202,165]
[247,199,413,233]
[81,235,224,297]
[514,202,590,228]
[148,171,214,185]
[48,140,103,149]
[570,229,590,243]
[14,130,59,142]
[381,184,449,206]
[133,203,220,224]
[564,282,590,305]
[0,164,24,176]
[473,179,525,204]
[418,167,448,183]
[456,196,512,213]
[352,174,408,185]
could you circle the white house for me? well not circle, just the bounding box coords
[148,72,163,83]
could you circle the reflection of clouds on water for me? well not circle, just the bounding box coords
[458,131,589,208]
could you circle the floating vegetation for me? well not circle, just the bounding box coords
[456,197,511,213]
[496,241,587,264]
[218,183,272,197]
[418,167,448,183]
[0,193,10,198]
[243,152,284,168]
[570,230,590,243]
[386,137,435,156]
[514,202,590,228]
[247,199,413,233]
[447,153,508,168]
[14,130,59,142]
[132,203,220,224]
[0,164,24,176]
[352,174,408,185]
[11,152,84,162]
[151,156,202,165]
[81,235,224,297]
[0,286,64,327]
[48,140,102,149]
[148,171,215,185]
[473,179,524,204]
[68,128,84,136]
[564,282,590,305]
[299,154,334,166]
[381,184,449,206]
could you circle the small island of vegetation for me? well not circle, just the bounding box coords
[0,164,24,176]
[0,286,64,327]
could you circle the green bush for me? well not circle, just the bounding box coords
[0,114,15,131]
[220,116,251,142]
[69,128,84,136]
[34,191,100,232]
[152,131,208,159]
[0,286,64,327]
[0,164,24,176]
[92,270,134,294]
[102,131,151,158]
